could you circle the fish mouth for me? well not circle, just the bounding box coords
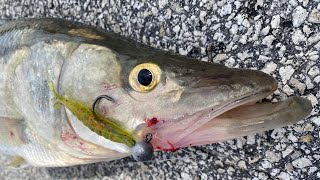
[177,96,312,148]
[141,83,312,152]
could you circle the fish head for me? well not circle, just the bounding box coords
[117,55,277,151]
[61,43,312,154]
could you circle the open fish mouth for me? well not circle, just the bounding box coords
[143,86,312,152]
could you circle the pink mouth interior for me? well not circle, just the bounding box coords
[143,102,254,152]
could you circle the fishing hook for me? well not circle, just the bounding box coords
[92,95,115,114]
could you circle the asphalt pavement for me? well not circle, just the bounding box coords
[0,0,320,179]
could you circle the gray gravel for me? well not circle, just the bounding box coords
[1,0,320,179]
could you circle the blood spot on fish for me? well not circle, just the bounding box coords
[61,131,78,141]
[155,146,162,150]
[161,141,179,152]
[61,129,87,152]
[145,118,158,127]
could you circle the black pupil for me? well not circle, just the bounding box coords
[138,69,153,86]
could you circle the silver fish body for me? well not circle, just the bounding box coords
[0,19,312,167]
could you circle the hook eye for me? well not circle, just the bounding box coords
[92,95,115,114]
[144,133,153,142]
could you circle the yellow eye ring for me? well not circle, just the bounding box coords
[129,63,161,93]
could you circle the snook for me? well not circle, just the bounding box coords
[0,19,312,167]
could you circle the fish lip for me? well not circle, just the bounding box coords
[147,86,275,150]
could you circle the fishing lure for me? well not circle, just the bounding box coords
[50,81,154,161]
[48,81,136,147]
[91,94,154,161]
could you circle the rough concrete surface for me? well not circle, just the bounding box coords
[0,0,320,179]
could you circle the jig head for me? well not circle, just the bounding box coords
[131,133,154,161]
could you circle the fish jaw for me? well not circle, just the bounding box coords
[176,96,312,148]
[134,67,311,152]
[146,95,311,152]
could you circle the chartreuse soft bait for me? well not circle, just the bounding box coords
[48,81,136,147]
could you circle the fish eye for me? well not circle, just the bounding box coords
[129,63,161,92]
[138,69,153,86]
